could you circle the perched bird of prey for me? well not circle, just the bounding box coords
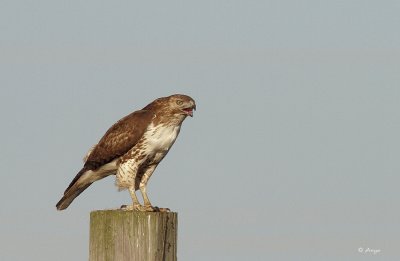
[56,94,196,211]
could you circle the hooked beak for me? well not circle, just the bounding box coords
[183,104,196,117]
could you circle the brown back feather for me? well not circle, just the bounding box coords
[84,109,154,169]
[64,109,154,194]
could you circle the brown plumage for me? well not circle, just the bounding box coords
[56,94,196,211]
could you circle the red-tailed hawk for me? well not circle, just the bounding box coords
[56,94,196,211]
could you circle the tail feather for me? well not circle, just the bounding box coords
[64,168,88,194]
[56,168,92,210]
[56,182,92,210]
[56,161,118,211]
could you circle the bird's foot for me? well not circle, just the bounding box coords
[120,204,142,211]
[142,205,170,212]
[120,204,170,212]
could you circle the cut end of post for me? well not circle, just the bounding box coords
[89,210,178,261]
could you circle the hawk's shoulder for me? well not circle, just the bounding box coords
[84,109,154,170]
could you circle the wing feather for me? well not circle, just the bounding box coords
[85,109,154,169]
[63,109,154,193]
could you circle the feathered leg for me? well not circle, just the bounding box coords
[139,165,169,212]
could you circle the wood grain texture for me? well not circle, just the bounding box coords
[89,210,177,261]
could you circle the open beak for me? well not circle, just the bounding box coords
[183,104,196,117]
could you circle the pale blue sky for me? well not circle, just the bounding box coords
[1,1,399,260]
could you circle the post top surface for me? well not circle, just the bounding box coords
[90,209,177,215]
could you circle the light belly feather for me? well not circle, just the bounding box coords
[145,123,181,153]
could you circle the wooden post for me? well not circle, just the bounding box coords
[89,210,177,261]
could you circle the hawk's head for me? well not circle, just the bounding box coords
[145,94,196,121]
[167,94,196,118]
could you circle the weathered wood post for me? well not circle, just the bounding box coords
[89,210,177,261]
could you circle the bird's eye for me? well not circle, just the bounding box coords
[176,100,183,105]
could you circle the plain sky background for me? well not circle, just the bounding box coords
[1,1,399,260]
